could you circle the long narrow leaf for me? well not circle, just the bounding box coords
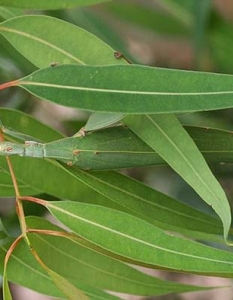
[0,238,118,300]
[0,171,39,196]
[3,268,12,300]
[0,6,23,20]
[27,217,212,296]
[124,114,231,240]
[46,200,233,277]
[46,268,89,300]
[11,64,233,113]
[0,15,126,68]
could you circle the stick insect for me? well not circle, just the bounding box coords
[0,120,160,170]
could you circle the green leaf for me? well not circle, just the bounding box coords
[46,200,233,276]
[0,171,39,197]
[15,64,233,113]
[0,6,23,20]
[84,113,125,131]
[3,267,12,300]
[1,152,226,239]
[0,15,127,68]
[0,240,65,298]
[46,268,89,300]
[185,125,233,163]
[66,168,225,237]
[0,237,117,300]
[0,108,63,142]
[124,114,231,240]
[0,0,109,10]
[0,109,229,238]
[28,216,211,296]
[65,6,131,61]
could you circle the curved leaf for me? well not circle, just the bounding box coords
[0,240,65,298]
[0,108,63,142]
[0,235,119,300]
[0,6,23,20]
[84,113,125,131]
[124,114,231,240]
[14,64,233,113]
[0,15,126,68]
[46,200,233,277]
[0,171,39,196]
[46,268,89,300]
[27,217,211,296]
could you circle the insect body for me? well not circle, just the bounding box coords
[0,127,160,170]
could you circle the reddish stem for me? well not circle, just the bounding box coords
[18,196,48,206]
[0,80,19,91]
[0,127,4,142]
[28,229,73,239]
[4,235,23,269]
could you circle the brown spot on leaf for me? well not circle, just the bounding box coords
[73,149,80,155]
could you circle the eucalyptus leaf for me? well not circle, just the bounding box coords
[84,113,125,131]
[3,267,12,300]
[0,109,230,239]
[0,15,127,68]
[46,200,233,277]
[0,240,65,298]
[0,6,23,20]
[14,64,233,113]
[0,108,63,142]
[46,268,89,300]
[28,217,211,296]
[0,171,39,197]
[0,238,119,300]
[124,114,231,240]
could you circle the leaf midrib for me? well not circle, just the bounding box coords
[0,26,85,65]
[19,80,233,96]
[49,204,233,265]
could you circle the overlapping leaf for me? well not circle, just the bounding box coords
[124,114,231,240]
[84,113,124,131]
[0,239,65,299]
[0,15,126,68]
[11,64,233,113]
[46,200,233,276]
[0,238,119,300]
[27,217,211,296]
[0,6,23,20]
[0,171,38,197]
